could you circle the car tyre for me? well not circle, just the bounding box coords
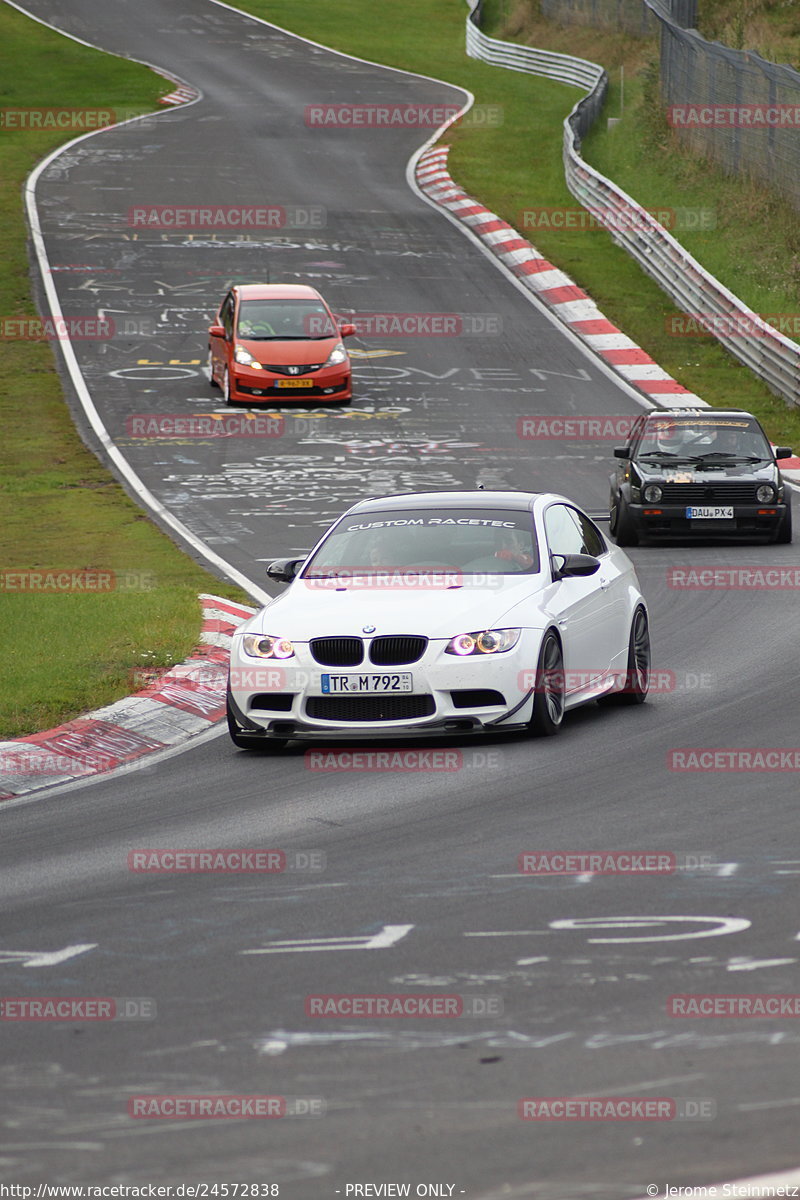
[599,606,650,706]
[208,349,220,389]
[226,695,288,752]
[610,495,639,547]
[223,367,235,407]
[772,505,792,544]
[528,630,565,737]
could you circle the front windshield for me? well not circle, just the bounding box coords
[237,299,336,340]
[303,510,540,576]
[638,417,772,460]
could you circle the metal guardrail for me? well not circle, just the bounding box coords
[464,0,800,408]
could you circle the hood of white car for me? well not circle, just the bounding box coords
[243,574,546,641]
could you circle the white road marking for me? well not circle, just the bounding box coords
[0,944,97,968]
[241,923,413,955]
[726,956,796,971]
[549,915,751,943]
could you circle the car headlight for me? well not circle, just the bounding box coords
[756,484,776,503]
[234,344,262,368]
[241,633,294,659]
[445,629,521,656]
[643,484,663,503]
[324,342,348,367]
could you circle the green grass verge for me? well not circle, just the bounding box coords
[246,0,800,450]
[0,5,250,739]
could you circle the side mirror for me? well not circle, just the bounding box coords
[613,446,630,459]
[208,324,225,339]
[552,553,601,580]
[266,557,305,584]
[339,322,356,337]
[775,447,794,460]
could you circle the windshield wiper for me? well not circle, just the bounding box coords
[688,453,767,463]
[638,452,697,462]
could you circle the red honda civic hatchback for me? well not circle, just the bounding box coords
[208,283,355,404]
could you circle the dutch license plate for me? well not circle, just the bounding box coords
[686,506,734,520]
[321,672,413,694]
[277,378,313,388]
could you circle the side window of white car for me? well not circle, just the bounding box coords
[570,509,607,557]
[544,504,585,557]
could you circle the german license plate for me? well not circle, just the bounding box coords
[686,506,734,519]
[321,673,413,694]
[277,378,313,388]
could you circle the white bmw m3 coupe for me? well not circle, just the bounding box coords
[226,490,650,750]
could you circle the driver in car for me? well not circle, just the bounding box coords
[492,528,535,570]
[706,426,744,455]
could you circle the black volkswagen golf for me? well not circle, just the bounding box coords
[609,408,793,545]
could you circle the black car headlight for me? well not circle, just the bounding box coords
[643,484,663,503]
[756,484,776,503]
